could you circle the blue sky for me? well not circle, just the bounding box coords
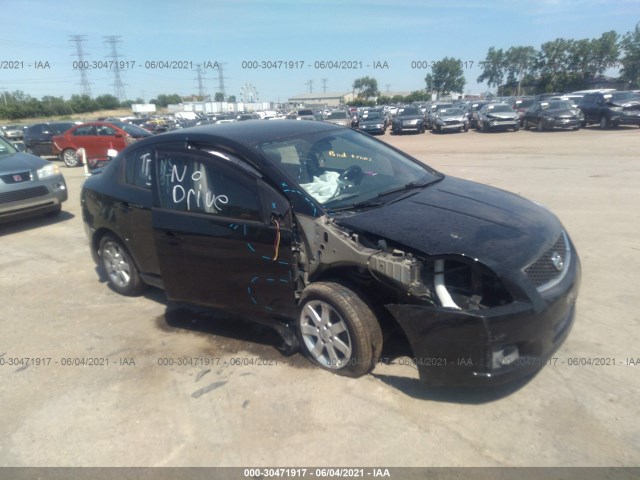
[1,0,639,103]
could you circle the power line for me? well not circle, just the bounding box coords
[69,35,92,97]
[103,36,127,102]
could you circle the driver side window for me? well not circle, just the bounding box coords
[156,149,261,221]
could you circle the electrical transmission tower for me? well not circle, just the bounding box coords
[215,63,227,100]
[103,36,127,102]
[321,78,327,93]
[69,35,92,96]
[195,64,206,98]
[305,80,313,93]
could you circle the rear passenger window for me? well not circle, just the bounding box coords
[125,147,153,189]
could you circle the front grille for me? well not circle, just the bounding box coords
[0,186,49,204]
[1,171,32,184]
[524,232,570,291]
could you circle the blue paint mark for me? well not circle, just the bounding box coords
[251,276,259,283]
[265,306,274,311]
[278,260,288,266]
[279,278,288,283]
[271,202,276,209]
[267,278,274,282]
[247,287,252,295]
[261,255,271,261]
[251,297,257,304]
[247,243,256,252]
[280,182,288,188]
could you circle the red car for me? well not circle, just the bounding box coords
[52,122,152,168]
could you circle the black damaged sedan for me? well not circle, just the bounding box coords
[81,121,580,386]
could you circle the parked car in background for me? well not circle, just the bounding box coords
[426,103,453,129]
[464,101,489,129]
[391,106,426,134]
[81,120,580,386]
[0,134,67,222]
[324,110,352,128]
[522,100,582,131]
[512,97,535,126]
[237,113,261,121]
[578,91,640,129]
[1,125,25,141]
[23,122,77,157]
[432,107,469,133]
[476,103,520,132]
[52,122,152,168]
[357,110,386,135]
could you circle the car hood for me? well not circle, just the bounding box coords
[0,152,49,172]
[325,119,350,125]
[396,115,423,121]
[439,114,465,121]
[360,118,385,125]
[485,112,517,119]
[332,176,562,275]
[545,109,578,117]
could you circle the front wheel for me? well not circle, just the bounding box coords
[99,234,146,296]
[297,282,382,378]
[523,119,530,130]
[62,149,79,167]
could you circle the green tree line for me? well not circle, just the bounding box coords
[477,24,640,94]
[0,92,185,120]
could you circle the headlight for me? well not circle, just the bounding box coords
[37,163,60,179]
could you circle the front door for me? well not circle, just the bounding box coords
[151,146,296,318]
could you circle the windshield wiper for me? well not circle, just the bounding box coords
[328,198,386,212]
[376,176,443,200]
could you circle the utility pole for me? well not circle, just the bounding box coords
[103,36,127,102]
[69,35,92,97]
[305,80,313,93]
[321,78,327,93]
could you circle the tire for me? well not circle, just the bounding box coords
[62,148,79,167]
[537,122,544,132]
[297,281,382,378]
[599,116,609,129]
[435,125,441,133]
[514,123,520,131]
[99,234,146,296]
[463,124,469,132]
[523,119,530,130]
[481,121,488,132]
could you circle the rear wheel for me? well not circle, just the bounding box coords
[62,149,79,167]
[537,122,544,132]
[99,234,146,296]
[524,119,530,130]
[297,282,382,378]
[599,116,610,129]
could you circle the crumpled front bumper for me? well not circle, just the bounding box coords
[386,254,581,386]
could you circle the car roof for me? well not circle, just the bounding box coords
[132,119,345,148]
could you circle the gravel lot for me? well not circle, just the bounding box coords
[1,125,638,467]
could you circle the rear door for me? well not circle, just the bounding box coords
[151,146,296,317]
